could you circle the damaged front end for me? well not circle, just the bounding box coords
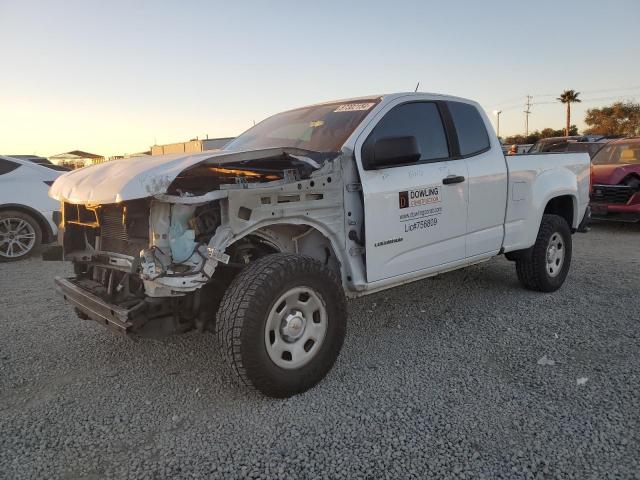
[53,148,345,335]
[591,174,640,222]
[55,197,225,334]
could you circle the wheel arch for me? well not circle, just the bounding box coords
[515,192,578,252]
[504,167,583,253]
[223,220,348,287]
[0,203,54,243]
[543,194,576,230]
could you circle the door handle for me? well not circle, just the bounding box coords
[442,175,465,185]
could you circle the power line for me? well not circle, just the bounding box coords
[497,91,640,111]
[532,92,640,107]
[493,95,526,107]
[577,85,640,95]
[491,85,640,108]
[574,93,638,103]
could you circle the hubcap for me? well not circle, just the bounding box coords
[545,232,565,277]
[0,218,36,259]
[281,311,306,341]
[265,286,328,369]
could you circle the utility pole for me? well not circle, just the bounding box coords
[524,95,533,137]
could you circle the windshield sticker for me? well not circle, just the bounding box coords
[309,120,325,128]
[334,102,376,112]
[398,185,443,233]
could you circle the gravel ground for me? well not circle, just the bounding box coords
[1,223,639,479]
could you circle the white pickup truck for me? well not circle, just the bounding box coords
[50,93,591,397]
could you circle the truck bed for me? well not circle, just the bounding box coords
[502,152,591,252]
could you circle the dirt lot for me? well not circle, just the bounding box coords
[1,223,639,479]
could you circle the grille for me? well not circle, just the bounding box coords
[99,201,149,256]
[100,207,128,241]
[590,185,634,205]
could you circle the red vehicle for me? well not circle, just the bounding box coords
[590,137,640,222]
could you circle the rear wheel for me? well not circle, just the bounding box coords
[0,210,42,262]
[515,214,572,292]
[215,253,347,398]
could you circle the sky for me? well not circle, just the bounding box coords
[1,0,639,157]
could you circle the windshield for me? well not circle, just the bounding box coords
[528,143,541,153]
[592,141,640,165]
[224,99,380,154]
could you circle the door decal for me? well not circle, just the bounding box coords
[398,184,443,234]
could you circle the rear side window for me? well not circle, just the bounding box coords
[448,102,490,156]
[365,102,449,162]
[0,159,21,176]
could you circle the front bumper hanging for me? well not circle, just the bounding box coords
[54,276,138,334]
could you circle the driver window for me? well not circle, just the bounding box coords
[364,102,449,164]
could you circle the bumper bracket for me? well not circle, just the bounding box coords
[54,276,140,334]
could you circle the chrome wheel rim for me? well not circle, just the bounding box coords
[0,218,36,259]
[545,232,565,277]
[264,286,328,369]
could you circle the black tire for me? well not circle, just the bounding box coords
[0,210,42,262]
[516,214,572,292]
[215,253,347,398]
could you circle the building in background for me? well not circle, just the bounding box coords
[49,150,105,169]
[44,137,234,169]
[150,137,234,156]
[109,150,151,161]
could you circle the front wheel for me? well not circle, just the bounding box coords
[515,214,572,292]
[215,253,347,398]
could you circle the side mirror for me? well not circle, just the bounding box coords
[362,136,421,169]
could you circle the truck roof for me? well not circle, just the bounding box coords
[293,92,477,110]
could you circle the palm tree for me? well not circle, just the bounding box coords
[557,90,581,137]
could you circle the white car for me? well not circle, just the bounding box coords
[0,155,65,261]
[50,93,591,397]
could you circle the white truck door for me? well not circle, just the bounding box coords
[445,101,508,258]
[355,100,469,283]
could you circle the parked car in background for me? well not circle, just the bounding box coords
[528,135,618,158]
[0,156,63,261]
[565,141,611,159]
[501,144,532,154]
[590,137,640,222]
[7,155,70,170]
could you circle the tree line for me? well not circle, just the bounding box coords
[502,89,640,145]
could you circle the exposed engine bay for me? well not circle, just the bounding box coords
[55,149,350,335]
